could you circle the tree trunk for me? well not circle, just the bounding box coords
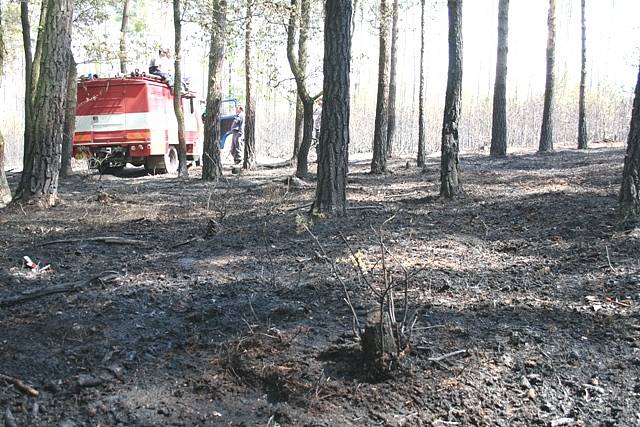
[173,0,188,178]
[416,0,426,168]
[295,101,315,177]
[293,97,303,159]
[385,0,399,159]
[31,0,48,104]
[60,54,77,178]
[313,0,351,216]
[119,0,130,74]
[490,0,509,157]
[0,4,9,206]
[577,0,588,150]
[287,0,319,178]
[20,0,34,176]
[202,0,227,182]
[619,65,640,224]
[243,0,256,170]
[539,0,556,153]
[20,0,48,182]
[439,0,463,199]
[370,0,390,174]
[14,0,74,207]
[292,0,310,161]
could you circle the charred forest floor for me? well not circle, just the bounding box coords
[1,142,639,427]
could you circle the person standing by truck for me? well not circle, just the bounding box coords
[230,106,245,165]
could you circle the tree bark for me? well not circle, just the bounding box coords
[385,0,399,159]
[202,0,227,182]
[490,0,509,157]
[14,0,74,207]
[60,54,77,178]
[173,0,189,178]
[619,65,640,224]
[370,0,390,174]
[0,3,9,207]
[313,0,352,216]
[439,0,463,199]
[416,0,426,168]
[539,0,556,153]
[577,0,588,150]
[119,0,130,74]
[287,0,320,178]
[243,0,256,170]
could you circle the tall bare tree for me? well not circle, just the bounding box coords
[416,0,426,168]
[490,0,509,157]
[173,0,188,178]
[119,0,130,74]
[14,0,74,206]
[202,0,227,182]
[0,2,10,206]
[385,0,399,159]
[314,0,352,216]
[243,0,256,170]
[439,0,463,198]
[539,0,556,153]
[370,0,391,174]
[287,0,321,178]
[619,65,640,225]
[577,0,588,150]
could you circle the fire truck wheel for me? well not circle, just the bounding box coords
[164,146,179,174]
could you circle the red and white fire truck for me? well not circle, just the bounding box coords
[73,75,236,174]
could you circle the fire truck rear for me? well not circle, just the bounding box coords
[73,75,203,174]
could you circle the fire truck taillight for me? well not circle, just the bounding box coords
[130,144,148,155]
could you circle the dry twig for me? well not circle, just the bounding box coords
[0,373,39,397]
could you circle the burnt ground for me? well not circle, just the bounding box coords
[1,142,639,427]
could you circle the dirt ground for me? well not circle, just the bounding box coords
[1,142,639,427]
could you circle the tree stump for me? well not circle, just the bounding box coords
[361,309,397,376]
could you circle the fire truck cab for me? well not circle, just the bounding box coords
[73,75,227,174]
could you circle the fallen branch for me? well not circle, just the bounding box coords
[346,205,385,211]
[0,373,39,397]
[0,271,119,307]
[286,202,313,212]
[427,349,468,362]
[39,237,149,247]
[171,237,202,249]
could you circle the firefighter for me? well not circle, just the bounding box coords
[230,106,245,165]
[149,48,174,88]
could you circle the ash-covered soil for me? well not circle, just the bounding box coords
[1,143,639,426]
